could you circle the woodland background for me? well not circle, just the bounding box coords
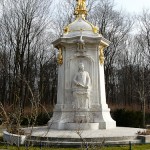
[0,0,150,127]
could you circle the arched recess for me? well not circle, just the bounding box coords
[64,54,95,105]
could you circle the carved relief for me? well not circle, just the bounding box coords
[77,35,85,51]
[76,30,86,52]
[72,63,91,109]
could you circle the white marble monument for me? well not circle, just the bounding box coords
[48,0,116,130]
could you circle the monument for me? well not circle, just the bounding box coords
[3,0,146,147]
[48,0,116,130]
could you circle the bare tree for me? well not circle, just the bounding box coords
[131,10,150,126]
[137,9,150,62]
[51,0,98,37]
[0,0,53,112]
[88,0,133,103]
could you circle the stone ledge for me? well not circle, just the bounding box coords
[3,131,26,146]
[138,135,150,143]
[3,127,146,146]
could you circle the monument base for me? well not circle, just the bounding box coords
[48,121,116,130]
[48,105,116,130]
[48,122,99,130]
[15,126,145,146]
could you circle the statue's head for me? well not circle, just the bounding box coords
[78,63,84,71]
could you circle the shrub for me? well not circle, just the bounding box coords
[35,112,53,125]
[112,109,150,128]
[21,112,53,126]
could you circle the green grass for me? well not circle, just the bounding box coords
[0,145,150,150]
[102,144,150,150]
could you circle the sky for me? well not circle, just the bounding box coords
[1,0,150,17]
[114,0,150,14]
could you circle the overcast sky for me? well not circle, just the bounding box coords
[114,0,150,13]
[1,0,150,17]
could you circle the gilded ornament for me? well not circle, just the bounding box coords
[74,0,87,18]
[64,26,69,34]
[93,26,99,34]
[99,46,105,64]
[57,47,63,65]
[77,0,86,10]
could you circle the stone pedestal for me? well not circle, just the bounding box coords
[48,34,116,130]
[48,1,116,129]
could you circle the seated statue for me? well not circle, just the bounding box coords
[72,63,91,109]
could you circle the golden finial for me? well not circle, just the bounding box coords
[74,0,87,18]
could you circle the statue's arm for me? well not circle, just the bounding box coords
[73,73,86,88]
[73,74,78,85]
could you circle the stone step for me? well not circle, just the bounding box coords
[27,135,138,142]
[25,139,142,147]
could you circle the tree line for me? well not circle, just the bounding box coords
[0,0,150,115]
